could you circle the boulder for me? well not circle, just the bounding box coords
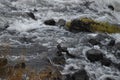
[65,69,89,80]
[65,18,120,33]
[66,19,91,32]
[86,49,104,62]
[44,19,56,26]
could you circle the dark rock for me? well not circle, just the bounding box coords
[108,5,114,11]
[88,38,100,45]
[26,12,37,20]
[94,34,115,46]
[44,19,56,26]
[86,49,104,62]
[69,19,91,32]
[14,62,26,69]
[114,42,120,50]
[0,58,8,68]
[57,44,77,58]
[33,8,38,12]
[104,77,115,80]
[57,19,66,27]
[100,58,112,67]
[108,39,115,46]
[113,63,120,71]
[52,55,66,65]
[65,69,89,80]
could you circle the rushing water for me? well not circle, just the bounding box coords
[0,0,120,80]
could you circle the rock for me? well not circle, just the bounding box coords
[44,19,56,26]
[65,69,89,80]
[52,55,66,65]
[104,77,115,80]
[57,19,66,27]
[0,58,8,68]
[26,12,37,20]
[100,58,112,67]
[107,39,115,46]
[108,5,114,11]
[86,49,104,62]
[88,38,100,45]
[67,19,91,32]
[57,44,77,58]
[94,34,115,46]
[65,18,120,33]
[114,42,120,50]
[14,62,26,69]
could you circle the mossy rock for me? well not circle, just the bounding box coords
[65,18,120,33]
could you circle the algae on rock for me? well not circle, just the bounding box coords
[65,18,120,33]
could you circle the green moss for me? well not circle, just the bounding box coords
[65,18,120,33]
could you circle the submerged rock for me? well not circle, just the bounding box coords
[65,18,120,33]
[86,49,104,62]
[44,19,56,26]
[57,19,66,27]
[65,69,89,80]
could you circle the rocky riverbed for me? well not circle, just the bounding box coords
[0,0,120,80]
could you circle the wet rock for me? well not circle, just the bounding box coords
[107,39,115,46]
[67,19,91,32]
[44,19,56,26]
[65,18,120,33]
[114,42,120,50]
[52,55,66,65]
[14,62,26,69]
[94,34,115,46]
[57,19,66,27]
[108,5,114,11]
[88,38,100,45]
[0,58,8,68]
[113,63,120,71]
[100,58,112,67]
[104,77,115,80]
[26,12,37,20]
[57,44,77,58]
[65,69,89,80]
[86,49,104,62]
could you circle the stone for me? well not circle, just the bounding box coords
[44,19,56,26]
[108,5,114,11]
[100,58,112,67]
[114,42,120,50]
[0,58,8,68]
[26,12,37,20]
[88,38,100,45]
[14,62,26,69]
[65,69,89,80]
[57,19,66,27]
[86,49,104,62]
[69,19,91,32]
